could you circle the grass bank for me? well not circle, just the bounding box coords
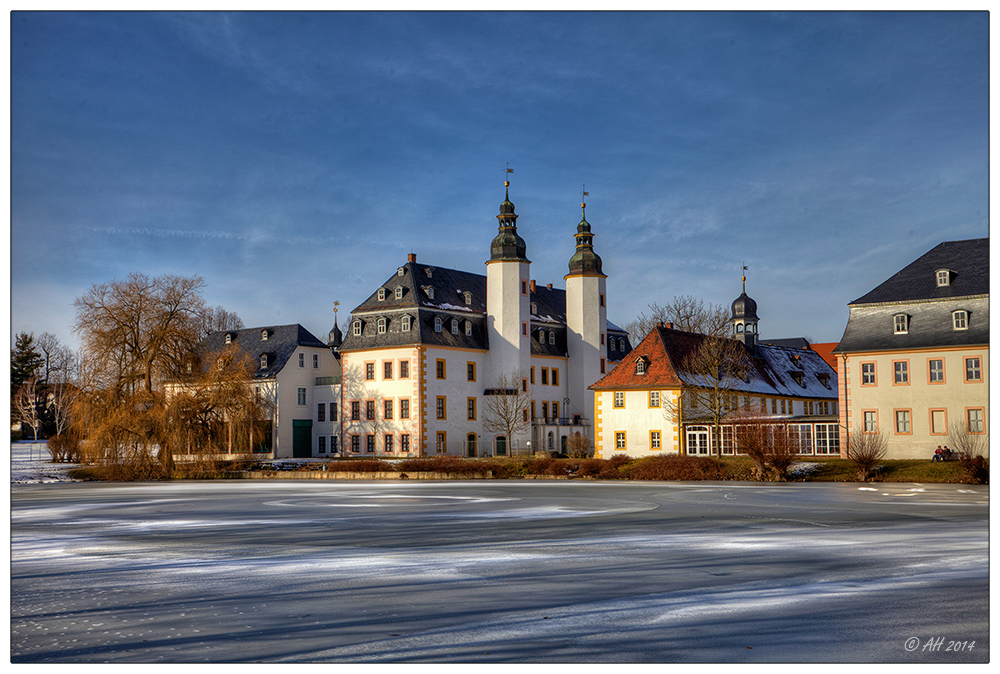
[67,454,985,484]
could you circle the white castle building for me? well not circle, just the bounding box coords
[328,181,632,457]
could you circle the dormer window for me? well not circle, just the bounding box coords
[401,315,412,332]
[260,354,268,368]
[395,286,403,300]
[261,330,269,341]
[817,373,831,389]
[424,268,433,279]
[635,358,647,375]
[225,333,232,344]
[465,321,472,336]
[953,310,968,330]
[893,314,908,334]
[352,320,362,336]
[609,339,616,352]
[619,338,625,351]
[425,286,435,300]
[936,269,951,287]
[377,288,386,301]
[531,302,537,315]
[451,319,459,334]
[548,331,555,345]
[434,316,443,333]
[464,291,472,305]
[790,371,805,387]
[397,267,405,276]
[377,318,387,334]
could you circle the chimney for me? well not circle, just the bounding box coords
[546,283,552,289]
[530,280,536,293]
[662,322,673,330]
[407,253,416,263]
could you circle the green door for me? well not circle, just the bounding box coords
[292,420,313,458]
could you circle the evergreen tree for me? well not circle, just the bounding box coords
[11,332,42,397]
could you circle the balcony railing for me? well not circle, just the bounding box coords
[532,417,591,427]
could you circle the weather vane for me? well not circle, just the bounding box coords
[333,300,340,316]
[581,184,589,207]
[504,163,514,181]
[741,261,748,292]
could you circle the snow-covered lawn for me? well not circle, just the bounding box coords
[10,441,80,484]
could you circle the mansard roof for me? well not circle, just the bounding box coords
[850,238,988,305]
[591,325,836,400]
[200,324,328,379]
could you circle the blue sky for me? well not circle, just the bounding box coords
[10,11,989,350]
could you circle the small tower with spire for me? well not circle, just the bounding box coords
[328,300,343,350]
[485,168,532,418]
[731,263,759,349]
[565,185,607,426]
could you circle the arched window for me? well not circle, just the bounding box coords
[451,319,459,334]
[531,302,537,314]
[465,321,472,336]
[225,333,232,344]
[402,316,411,332]
[395,286,403,299]
[377,288,386,301]
[619,338,625,351]
[261,330,269,341]
[377,318,387,334]
[260,354,268,368]
[464,292,472,305]
[434,316,443,332]
[736,324,744,333]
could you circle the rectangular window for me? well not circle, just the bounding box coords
[815,423,840,455]
[467,397,477,420]
[521,280,527,295]
[530,367,535,385]
[318,436,326,453]
[297,388,307,406]
[384,399,393,420]
[861,362,876,386]
[384,361,393,379]
[771,398,777,414]
[366,435,375,453]
[615,431,626,449]
[317,403,326,423]
[552,401,559,420]
[930,409,947,435]
[313,354,319,369]
[436,431,447,454]
[967,408,985,434]
[330,436,338,453]
[467,362,476,382]
[965,357,982,382]
[600,294,606,307]
[522,322,527,336]
[365,362,375,380]
[863,410,878,433]
[649,391,661,408]
[436,396,446,420]
[329,402,338,422]
[953,310,968,330]
[613,391,624,408]
[531,400,536,420]
[780,399,786,414]
[400,399,410,419]
[541,367,549,385]
[893,360,909,384]
[365,400,375,421]
[436,359,446,379]
[601,333,605,345]
[552,369,559,386]
[384,434,394,453]
[541,401,549,420]
[928,359,944,384]
[299,353,305,368]
[600,358,606,374]
[895,409,911,434]
[893,314,908,334]
[401,434,410,452]
[351,435,360,453]
[351,401,360,421]
[650,430,661,449]
[400,360,409,378]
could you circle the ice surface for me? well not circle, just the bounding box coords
[11,480,989,663]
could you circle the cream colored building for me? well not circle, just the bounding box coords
[834,239,989,459]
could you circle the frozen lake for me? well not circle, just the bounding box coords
[11,480,989,663]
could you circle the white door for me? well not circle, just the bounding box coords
[686,426,710,455]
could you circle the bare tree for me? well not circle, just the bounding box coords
[846,427,887,482]
[565,432,594,459]
[74,272,208,396]
[13,376,43,441]
[948,426,988,484]
[625,296,730,343]
[482,370,531,455]
[679,334,752,458]
[201,305,244,334]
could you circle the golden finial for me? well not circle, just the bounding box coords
[333,300,340,315]
[581,184,589,210]
[741,261,748,292]
[504,163,513,187]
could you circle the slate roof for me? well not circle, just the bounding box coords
[591,325,837,400]
[198,324,329,379]
[340,258,632,359]
[835,238,989,354]
[850,238,988,305]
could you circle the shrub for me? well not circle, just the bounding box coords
[622,455,728,481]
[948,428,989,485]
[846,428,888,482]
[327,459,393,472]
[47,433,82,463]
